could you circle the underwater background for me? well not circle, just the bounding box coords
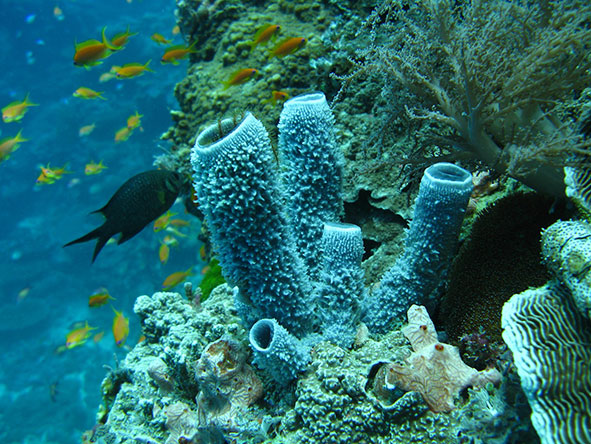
[0,1,201,442]
[2,0,591,443]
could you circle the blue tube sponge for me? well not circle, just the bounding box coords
[191,113,312,335]
[363,162,473,333]
[316,222,366,348]
[278,92,344,281]
[249,318,311,383]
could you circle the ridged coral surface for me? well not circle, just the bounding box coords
[502,282,591,444]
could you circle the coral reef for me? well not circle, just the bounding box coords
[363,163,473,333]
[376,305,501,413]
[541,220,591,320]
[502,281,591,444]
[351,0,591,197]
[440,192,570,346]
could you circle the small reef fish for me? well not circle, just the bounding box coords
[2,93,38,122]
[73,27,119,68]
[112,309,130,346]
[162,267,193,290]
[222,68,259,90]
[199,244,207,261]
[151,33,171,45]
[49,381,59,402]
[110,26,137,48]
[89,288,114,307]
[171,25,180,35]
[65,321,96,349]
[17,286,31,302]
[160,41,198,64]
[73,87,106,100]
[85,160,107,175]
[169,218,189,227]
[93,331,105,343]
[36,163,71,185]
[79,123,96,137]
[0,130,27,163]
[127,111,143,130]
[249,24,281,50]
[112,60,154,79]
[163,234,179,248]
[53,6,64,21]
[153,210,177,232]
[99,72,116,83]
[114,126,133,143]
[263,90,289,106]
[64,170,184,262]
[269,37,307,58]
[159,242,170,264]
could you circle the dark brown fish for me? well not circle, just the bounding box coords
[64,170,184,262]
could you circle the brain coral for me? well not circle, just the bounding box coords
[440,192,569,348]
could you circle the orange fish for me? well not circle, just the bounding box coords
[160,41,198,64]
[79,123,96,137]
[151,33,171,45]
[112,308,130,346]
[73,87,106,100]
[99,72,116,83]
[222,68,259,89]
[163,234,179,248]
[65,321,97,349]
[73,26,119,68]
[153,210,177,232]
[17,286,31,302]
[114,126,133,143]
[110,26,137,48]
[263,90,289,106]
[93,331,105,343]
[36,163,71,185]
[249,24,280,50]
[199,244,207,261]
[159,242,170,264]
[85,160,107,175]
[269,37,307,58]
[169,218,189,227]
[127,111,143,130]
[53,6,64,21]
[162,267,193,290]
[112,60,154,79]
[171,25,180,36]
[0,129,27,163]
[88,288,115,307]
[2,93,38,122]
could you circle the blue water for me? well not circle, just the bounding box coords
[0,1,200,442]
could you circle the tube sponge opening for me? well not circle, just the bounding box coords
[249,318,311,383]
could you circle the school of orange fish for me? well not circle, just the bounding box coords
[4,18,307,353]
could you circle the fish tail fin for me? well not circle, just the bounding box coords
[15,129,28,142]
[145,59,154,72]
[23,92,38,107]
[63,225,110,263]
[188,39,198,53]
[102,26,120,51]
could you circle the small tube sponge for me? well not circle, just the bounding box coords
[316,222,366,348]
[191,113,312,335]
[541,220,591,320]
[278,92,344,281]
[363,162,473,333]
[249,318,311,383]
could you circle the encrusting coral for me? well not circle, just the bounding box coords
[380,305,501,413]
[502,219,591,444]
